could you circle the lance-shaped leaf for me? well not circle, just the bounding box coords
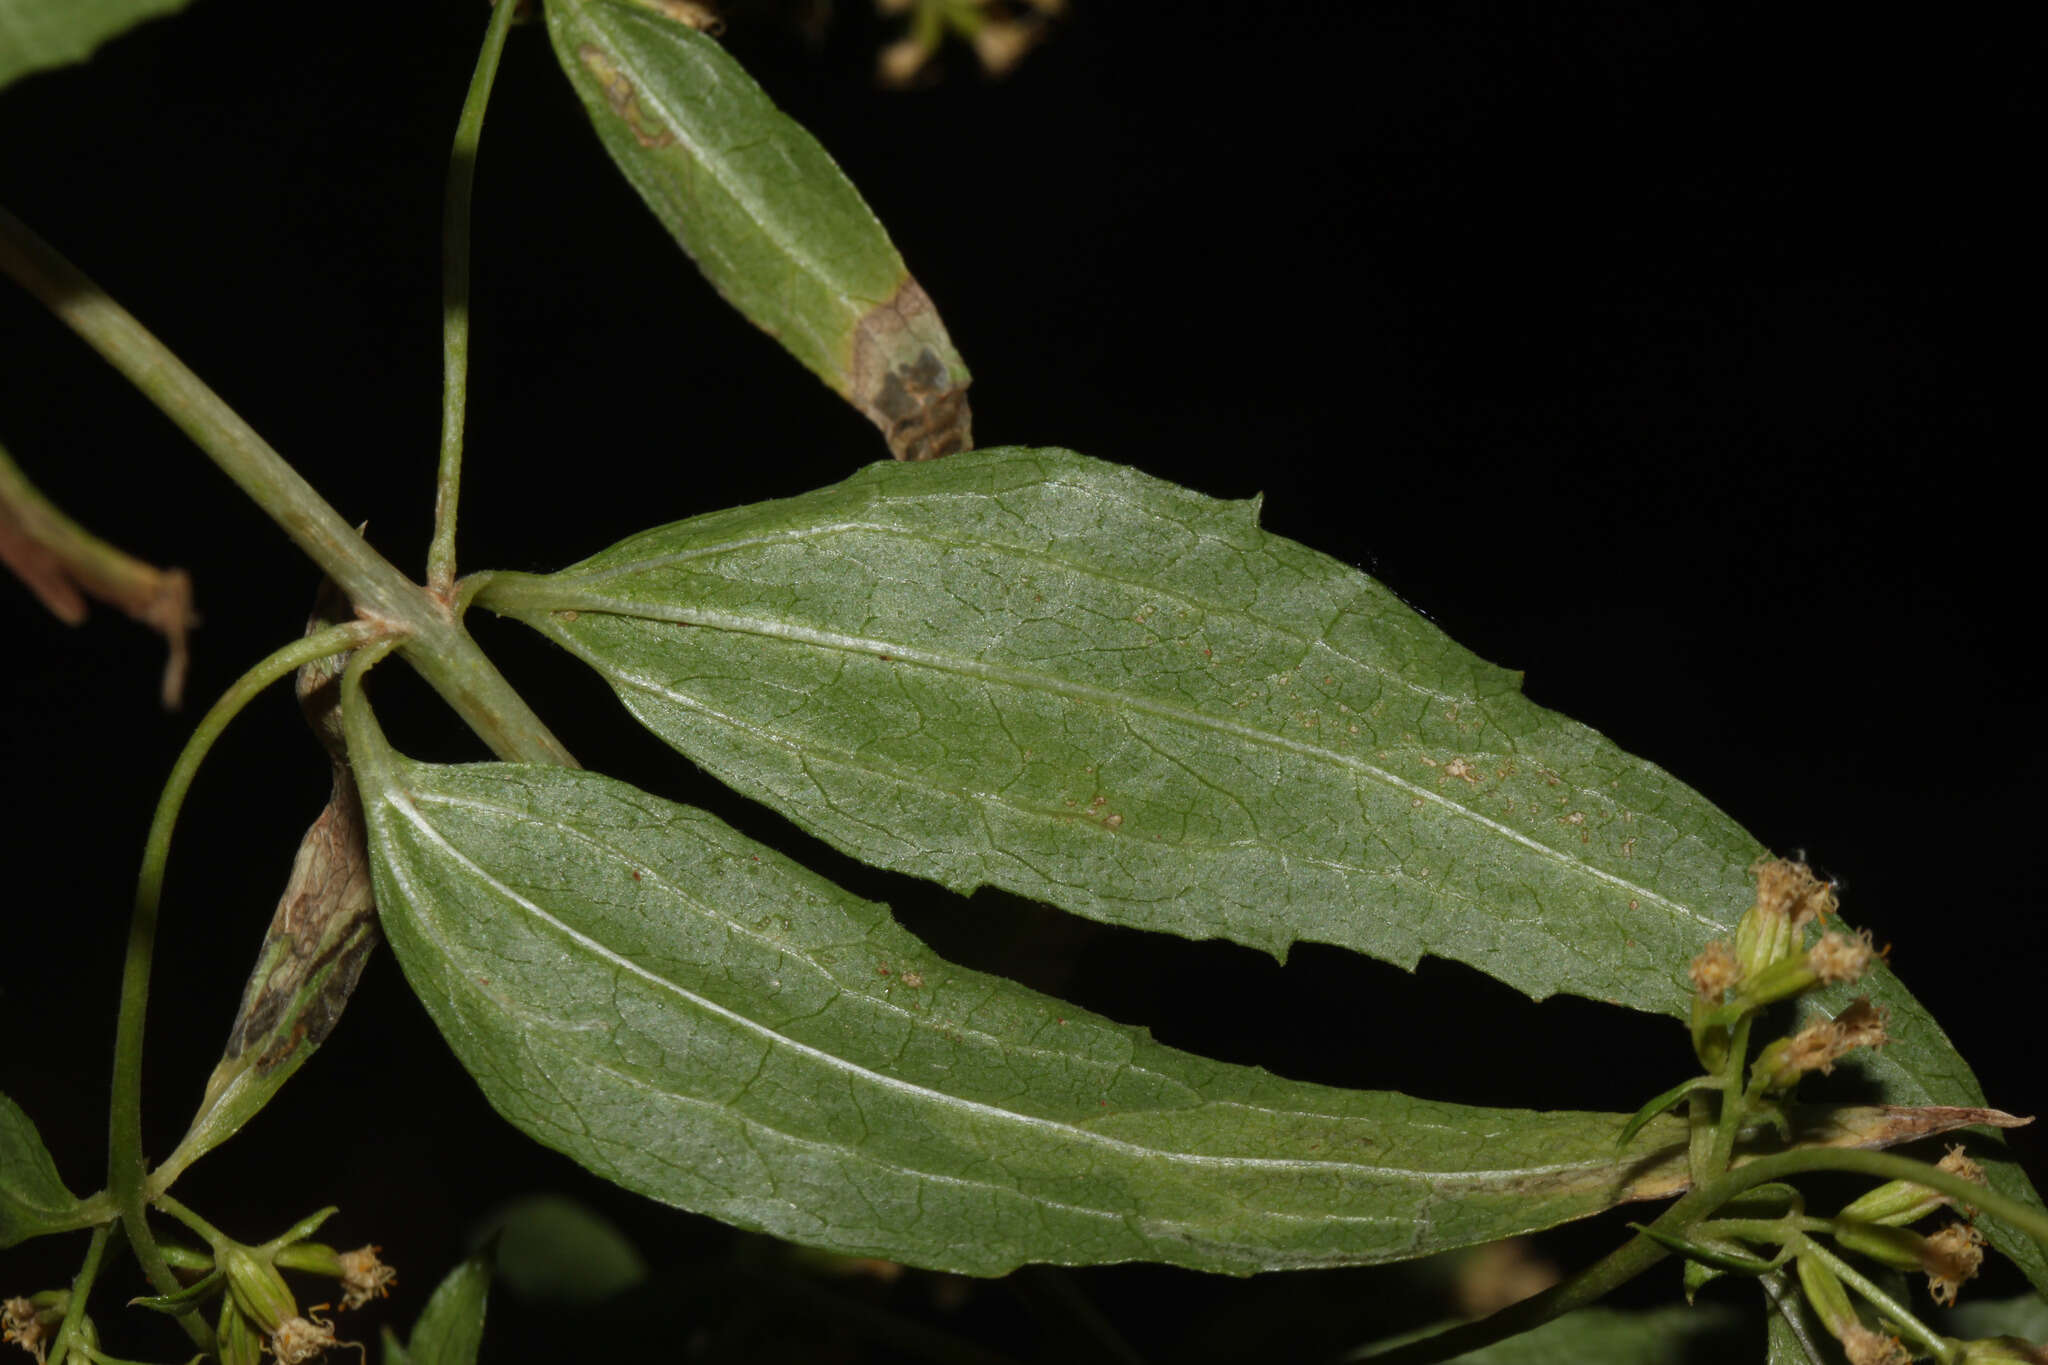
[381,1249,492,1365]
[0,0,196,90]
[170,587,379,1179]
[0,1092,81,1248]
[476,446,2048,1286]
[340,691,2015,1277]
[545,0,973,461]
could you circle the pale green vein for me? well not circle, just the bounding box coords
[383,778,1610,1181]
[519,600,1714,936]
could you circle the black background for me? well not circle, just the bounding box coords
[2,2,2039,1361]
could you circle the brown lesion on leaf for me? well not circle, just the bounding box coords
[626,0,724,32]
[204,581,379,1123]
[1,442,198,707]
[220,765,379,1074]
[848,278,974,460]
[578,45,676,150]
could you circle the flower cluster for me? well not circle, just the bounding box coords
[875,0,1065,87]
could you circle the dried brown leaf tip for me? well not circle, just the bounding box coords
[0,443,197,707]
[849,278,974,461]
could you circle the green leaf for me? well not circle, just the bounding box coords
[472,446,1797,1004]
[1939,1291,2048,1344]
[1356,1303,1744,1363]
[343,690,1729,1277]
[474,1195,647,1305]
[1761,1269,1830,1365]
[544,0,973,461]
[0,1090,82,1248]
[477,446,2048,1288]
[382,1249,492,1365]
[0,0,195,90]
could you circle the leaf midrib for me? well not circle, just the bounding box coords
[375,775,1662,1186]
[582,1,886,315]
[522,601,1715,938]
[557,516,1477,710]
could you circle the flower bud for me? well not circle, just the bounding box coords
[1837,1144,1985,1227]
[1796,1247,1858,1339]
[216,1296,265,1365]
[1733,858,1837,979]
[222,1244,298,1335]
[1831,1220,1926,1272]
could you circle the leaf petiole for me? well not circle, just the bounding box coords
[428,0,521,599]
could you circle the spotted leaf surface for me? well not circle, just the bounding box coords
[545,0,972,460]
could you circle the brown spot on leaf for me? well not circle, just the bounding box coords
[579,46,675,149]
[848,278,974,460]
[629,0,724,32]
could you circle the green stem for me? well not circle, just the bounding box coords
[1706,1013,1755,1175]
[0,206,574,767]
[153,1194,228,1251]
[1794,1233,1955,1363]
[42,1222,113,1365]
[109,624,380,1333]
[429,0,521,598]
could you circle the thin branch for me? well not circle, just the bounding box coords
[429,0,522,597]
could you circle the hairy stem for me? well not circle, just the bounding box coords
[429,0,521,597]
[0,205,574,767]
[109,625,381,1335]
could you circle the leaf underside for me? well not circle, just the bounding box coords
[0,1090,79,1249]
[347,704,1729,1277]
[544,0,973,460]
[483,446,2046,1288]
[0,0,194,90]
